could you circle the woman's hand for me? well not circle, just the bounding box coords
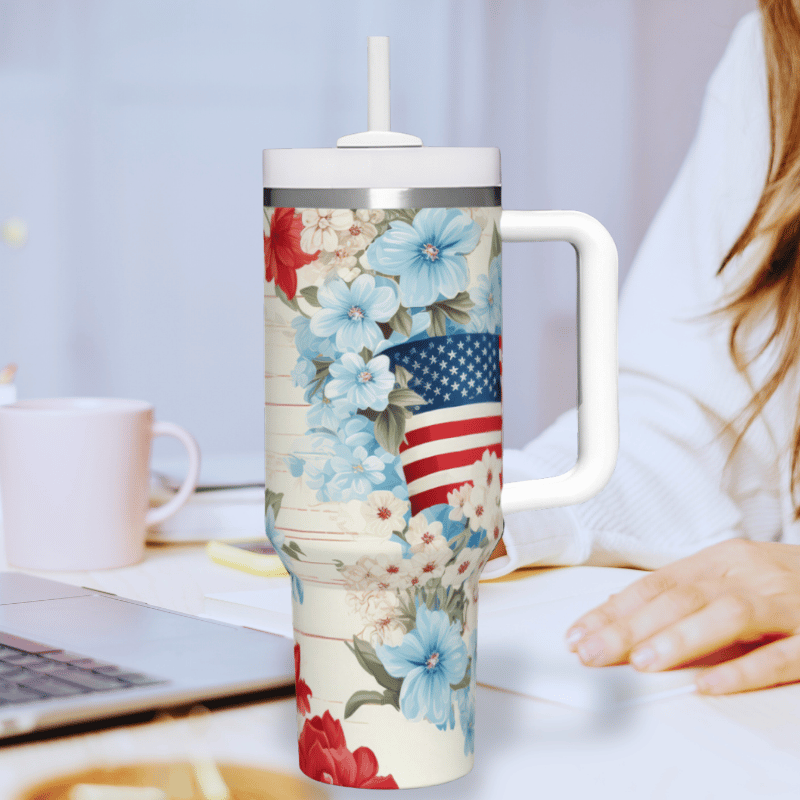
[565,539,800,694]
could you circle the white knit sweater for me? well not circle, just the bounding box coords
[485,11,800,578]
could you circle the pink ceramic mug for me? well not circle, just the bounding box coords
[0,398,201,570]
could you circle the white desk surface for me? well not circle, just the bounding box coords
[2,536,800,799]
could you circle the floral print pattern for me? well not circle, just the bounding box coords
[376,605,468,726]
[366,208,482,306]
[310,275,399,353]
[264,207,319,300]
[265,204,503,782]
[294,643,312,716]
[298,710,398,789]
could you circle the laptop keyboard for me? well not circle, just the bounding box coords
[0,632,166,706]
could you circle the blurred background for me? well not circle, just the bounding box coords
[0,0,756,470]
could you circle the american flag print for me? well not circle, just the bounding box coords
[384,332,502,516]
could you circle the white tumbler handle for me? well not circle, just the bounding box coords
[499,210,619,514]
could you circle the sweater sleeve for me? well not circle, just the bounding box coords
[484,11,782,578]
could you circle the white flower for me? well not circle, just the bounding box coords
[463,576,480,635]
[321,243,357,267]
[317,244,361,281]
[340,216,378,252]
[470,449,502,501]
[485,505,504,543]
[340,560,375,591]
[347,590,406,646]
[361,491,410,538]
[337,265,361,282]
[341,553,409,592]
[447,483,472,522]
[441,547,482,588]
[476,540,494,574]
[300,209,355,253]
[463,485,490,532]
[408,548,452,582]
[405,514,447,553]
[355,208,385,225]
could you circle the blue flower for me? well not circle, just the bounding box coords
[376,605,468,726]
[284,454,305,477]
[292,316,336,361]
[326,353,395,412]
[457,630,477,755]
[310,275,399,353]
[328,445,387,501]
[367,209,481,307]
[436,702,456,732]
[467,255,502,334]
[306,391,355,432]
[297,417,389,503]
[291,357,316,389]
[457,687,475,754]
[265,506,303,603]
[305,460,335,502]
[337,415,378,450]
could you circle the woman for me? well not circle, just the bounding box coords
[489,1,800,694]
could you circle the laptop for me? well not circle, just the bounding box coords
[0,571,294,738]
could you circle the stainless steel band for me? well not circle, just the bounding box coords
[263,186,501,209]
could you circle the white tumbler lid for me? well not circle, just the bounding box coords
[263,147,500,190]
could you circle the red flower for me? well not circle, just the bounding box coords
[294,643,312,716]
[264,207,319,300]
[298,710,399,789]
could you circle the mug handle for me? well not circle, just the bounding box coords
[499,210,619,514]
[145,421,202,526]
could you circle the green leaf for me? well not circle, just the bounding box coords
[440,306,471,326]
[373,404,407,455]
[394,364,412,389]
[344,689,400,718]
[275,284,301,313]
[360,347,373,363]
[299,286,320,307]
[450,658,472,692]
[308,358,332,398]
[265,489,283,518]
[281,543,300,562]
[387,388,426,408]
[346,637,404,694]
[312,357,333,374]
[397,591,416,622]
[440,291,475,312]
[373,209,416,239]
[285,541,305,557]
[388,306,413,338]
[490,220,502,263]
[431,291,475,327]
[428,305,447,337]
[385,209,417,225]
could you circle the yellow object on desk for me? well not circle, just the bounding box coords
[15,763,326,800]
[206,539,288,578]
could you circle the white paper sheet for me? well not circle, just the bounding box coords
[203,567,699,710]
